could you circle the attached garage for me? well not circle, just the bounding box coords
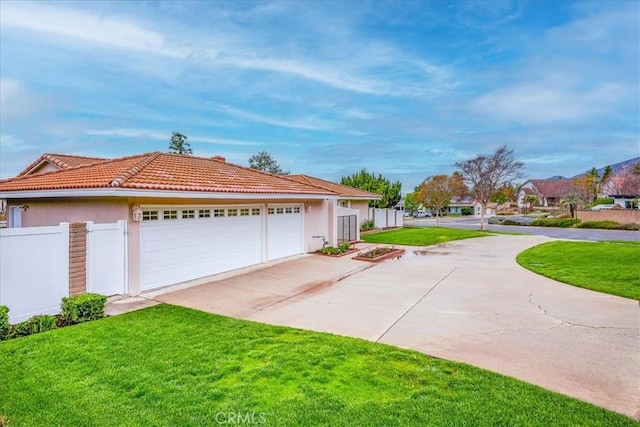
[140,204,305,291]
[140,205,264,291]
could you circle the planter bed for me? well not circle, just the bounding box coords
[353,247,405,262]
[314,247,360,258]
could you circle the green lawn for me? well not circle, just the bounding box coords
[517,241,640,300]
[1,305,634,426]
[362,226,487,246]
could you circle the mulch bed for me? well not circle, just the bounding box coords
[352,247,405,262]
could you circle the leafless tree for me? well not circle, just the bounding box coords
[454,145,525,230]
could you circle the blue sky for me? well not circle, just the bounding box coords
[1,0,638,190]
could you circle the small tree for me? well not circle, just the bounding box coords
[248,151,289,175]
[560,193,585,220]
[417,174,467,227]
[524,194,539,216]
[455,145,525,230]
[341,169,401,208]
[404,192,420,215]
[169,132,192,155]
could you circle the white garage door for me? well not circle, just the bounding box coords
[267,205,303,261]
[140,206,263,291]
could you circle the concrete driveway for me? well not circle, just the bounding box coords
[149,234,639,419]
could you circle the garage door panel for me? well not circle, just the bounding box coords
[141,207,263,291]
[267,205,303,261]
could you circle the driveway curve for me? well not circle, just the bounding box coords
[151,234,639,419]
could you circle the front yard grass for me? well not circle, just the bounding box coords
[363,226,487,246]
[1,304,634,426]
[517,241,640,300]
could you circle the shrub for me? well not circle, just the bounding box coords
[488,216,534,226]
[577,220,639,230]
[61,293,107,325]
[0,305,10,341]
[460,207,473,216]
[12,314,58,337]
[531,218,578,228]
[591,197,614,206]
[318,242,353,255]
[360,219,376,232]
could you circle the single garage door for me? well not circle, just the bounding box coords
[267,205,303,261]
[140,206,263,291]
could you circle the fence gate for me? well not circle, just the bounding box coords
[337,215,357,243]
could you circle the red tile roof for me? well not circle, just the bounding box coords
[0,152,338,195]
[528,179,580,198]
[287,174,381,199]
[18,153,109,176]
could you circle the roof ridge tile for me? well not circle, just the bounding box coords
[109,152,161,187]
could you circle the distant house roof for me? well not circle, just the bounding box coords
[18,153,109,176]
[287,174,381,199]
[448,196,478,207]
[0,152,337,197]
[527,179,579,198]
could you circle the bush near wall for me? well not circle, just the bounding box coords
[0,305,10,340]
[531,218,578,228]
[61,293,108,325]
[577,221,640,230]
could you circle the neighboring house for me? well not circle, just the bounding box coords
[518,179,579,208]
[18,153,108,176]
[445,197,496,216]
[611,195,639,210]
[0,152,380,295]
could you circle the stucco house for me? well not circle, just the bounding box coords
[0,152,380,295]
[517,179,579,208]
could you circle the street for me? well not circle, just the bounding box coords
[404,217,640,242]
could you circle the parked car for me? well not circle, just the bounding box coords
[414,211,432,218]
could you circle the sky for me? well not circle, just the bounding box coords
[0,0,638,191]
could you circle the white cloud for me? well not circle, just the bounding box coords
[85,128,261,146]
[208,103,336,132]
[0,2,183,58]
[0,133,36,152]
[0,2,455,97]
[471,83,627,124]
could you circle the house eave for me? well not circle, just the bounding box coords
[0,188,338,200]
[338,195,382,201]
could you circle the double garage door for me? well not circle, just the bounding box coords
[140,205,303,291]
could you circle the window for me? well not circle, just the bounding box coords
[199,209,211,218]
[293,207,301,214]
[227,208,238,217]
[163,210,178,220]
[213,209,225,217]
[268,208,275,215]
[182,209,195,219]
[285,207,293,214]
[252,208,261,216]
[240,208,250,216]
[142,210,158,221]
[276,207,284,214]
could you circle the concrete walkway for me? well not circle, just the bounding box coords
[115,235,639,419]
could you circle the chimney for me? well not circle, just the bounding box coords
[211,155,226,162]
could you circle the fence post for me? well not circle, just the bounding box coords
[69,222,87,296]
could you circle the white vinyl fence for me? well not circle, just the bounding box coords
[0,223,70,324]
[369,208,404,229]
[0,221,128,324]
[87,221,128,297]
